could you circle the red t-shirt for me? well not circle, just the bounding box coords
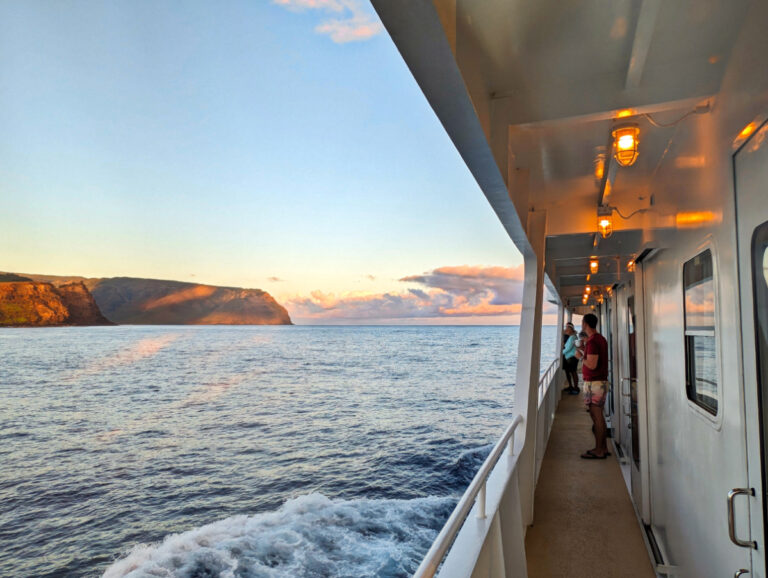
[582,333,609,381]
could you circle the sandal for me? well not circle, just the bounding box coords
[580,450,609,459]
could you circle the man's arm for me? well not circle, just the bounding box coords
[576,339,598,369]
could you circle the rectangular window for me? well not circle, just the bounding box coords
[683,249,718,414]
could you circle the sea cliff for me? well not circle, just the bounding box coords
[0,281,112,327]
[89,277,293,325]
[1,274,293,326]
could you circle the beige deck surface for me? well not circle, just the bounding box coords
[525,393,656,578]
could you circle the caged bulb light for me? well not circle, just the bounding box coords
[612,123,640,167]
[597,206,614,239]
[589,259,599,274]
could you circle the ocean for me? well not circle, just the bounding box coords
[0,325,557,577]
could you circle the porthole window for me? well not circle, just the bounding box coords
[683,249,718,415]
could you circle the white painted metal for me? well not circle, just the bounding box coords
[631,264,651,522]
[624,0,663,90]
[411,414,524,578]
[372,0,768,575]
[536,358,560,484]
[641,238,750,576]
[734,119,768,578]
[412,359,564,578]
[615,283,633,460]
[513,210,547,529]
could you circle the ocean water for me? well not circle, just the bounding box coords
[0,325,557,577]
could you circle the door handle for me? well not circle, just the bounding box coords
[727,488,757,549]
[734,570,749,577]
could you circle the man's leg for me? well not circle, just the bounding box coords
[588,404,608,455]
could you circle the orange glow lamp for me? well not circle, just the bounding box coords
[597,206,614,239]
[612,123,640,167]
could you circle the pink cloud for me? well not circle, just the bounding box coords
[273,0,382,43]
[284,264,539,324]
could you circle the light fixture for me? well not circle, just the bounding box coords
[627,259,636,272]
[597,205,613,239]
[589,259,599,275]
[612,123,640,167]
[585,285,591,293]
[738,122,757,140]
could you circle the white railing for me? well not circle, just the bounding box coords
[413,361,563,578]
[413,414,524,578]
[535,357,562,483]
[538,358,559,406]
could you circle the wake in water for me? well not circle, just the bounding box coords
[103,494,456,578]
[3,325,549,576]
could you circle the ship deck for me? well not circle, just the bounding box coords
[524,393,655,577]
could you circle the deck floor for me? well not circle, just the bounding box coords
[525,392,656,578]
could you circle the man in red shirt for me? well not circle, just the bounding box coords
[575,313,610,459]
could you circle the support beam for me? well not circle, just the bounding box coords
[598,140,618,207]
[625,0,663,90]
[514,210,547,528]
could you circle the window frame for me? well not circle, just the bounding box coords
[681,244,723,423]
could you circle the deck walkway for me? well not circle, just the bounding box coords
[525,392,656,578]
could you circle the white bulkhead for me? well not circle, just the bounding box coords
[373,0,768,576]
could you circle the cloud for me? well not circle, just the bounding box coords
[365,274,376,281]
[400,265,525,305]
[267,276,284,282]
[273,0,382,43]
[284,265,541,324]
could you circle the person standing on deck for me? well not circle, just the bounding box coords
[575,313,610,459]
[561,323,580,394]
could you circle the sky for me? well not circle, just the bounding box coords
[0,0,549,325]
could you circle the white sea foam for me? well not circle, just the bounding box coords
[102,493,454,578]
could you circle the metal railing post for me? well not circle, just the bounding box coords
[477,484,486,519]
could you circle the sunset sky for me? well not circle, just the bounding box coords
[0,1,545,324]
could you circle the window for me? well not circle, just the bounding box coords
[683,250,718,414]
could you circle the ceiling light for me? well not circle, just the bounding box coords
[627,259,636,272]
[597,206,613,239]
[739,122,757,140]
[612,123,640,167]
[589,259,599,274]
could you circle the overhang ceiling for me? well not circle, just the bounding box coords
[373,0,750,308]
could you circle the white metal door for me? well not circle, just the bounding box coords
[641,239,751,576]
[616,285,633,461]
[734,120,768,578]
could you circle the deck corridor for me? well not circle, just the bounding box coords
[525,393,655,577]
